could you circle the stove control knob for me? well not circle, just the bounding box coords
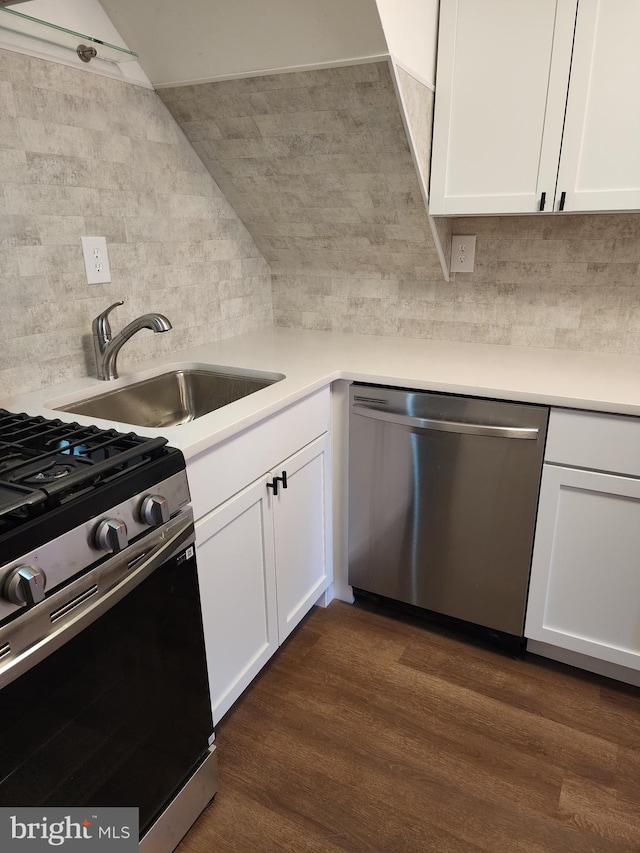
[140,494,169,527]
[3,565,47,606]
[95,518,128,553]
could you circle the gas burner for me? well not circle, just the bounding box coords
[17,452,94,489]
[23,463,77,485]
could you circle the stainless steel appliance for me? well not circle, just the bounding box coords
[0,409,216,851]
[348,385,549,641]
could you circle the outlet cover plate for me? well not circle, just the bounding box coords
[450,235,476,273]
[81,236,111,285]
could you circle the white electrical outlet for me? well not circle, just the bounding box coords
[450,235,476,273]
[81,236,111,285]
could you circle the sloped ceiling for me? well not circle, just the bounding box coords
[99,0,388,86]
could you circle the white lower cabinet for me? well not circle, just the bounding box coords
[195,433,331,724]
[525,409,640,674]
[272,436,331,643]
[195,476,278,725]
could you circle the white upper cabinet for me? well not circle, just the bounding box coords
[429,0,577,215]
[430,0,640,215]
[557,0,640,212]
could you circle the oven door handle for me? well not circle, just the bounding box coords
[0,512,194,690]
[352,404,539,440]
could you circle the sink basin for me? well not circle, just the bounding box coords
[57,367,285,428]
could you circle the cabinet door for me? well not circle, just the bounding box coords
[272,434,332,643]
[195,477,278,725]
[525,464,640,670]
[429,0,577,215]
[556,0,640,212]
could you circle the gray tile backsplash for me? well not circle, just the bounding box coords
[158,61,443,315]
[269,213,640,352]
[394,65,434,197]
[442,214,640,351]
[0,48,272,399]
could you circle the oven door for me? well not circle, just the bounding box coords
[0,510,214,838]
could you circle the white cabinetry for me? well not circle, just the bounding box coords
[430,0,640,215]
[558,1,640,212]
[273,436,331,643]
[189,389,332,724]
[525,409,640,676]
[196,477,278,724]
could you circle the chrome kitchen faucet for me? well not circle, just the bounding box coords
[92,300,172,380]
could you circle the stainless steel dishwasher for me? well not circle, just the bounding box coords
[348,385,549,640]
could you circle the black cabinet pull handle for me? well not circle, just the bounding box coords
[266,472,287,497]
[539,191,546,211]
[559,191,566,211]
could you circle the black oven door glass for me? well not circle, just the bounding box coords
[0,550,213,836]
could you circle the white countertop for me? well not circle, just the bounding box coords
[4,327,640,458]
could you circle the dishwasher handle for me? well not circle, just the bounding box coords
[352,403,539,440]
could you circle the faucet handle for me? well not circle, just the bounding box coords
[93,300,124,342]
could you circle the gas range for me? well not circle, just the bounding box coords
[0,408,216,850]
[0,408,190,625]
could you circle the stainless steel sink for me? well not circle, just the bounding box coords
[56,367,285,428]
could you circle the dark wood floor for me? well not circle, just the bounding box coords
[178,601,640,853]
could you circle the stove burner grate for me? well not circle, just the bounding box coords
[0,408,169,522]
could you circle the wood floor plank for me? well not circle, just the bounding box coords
[559,773,640,846]
[399,630,640,750]
[238,654,566,818]
[614,746,640,805]
[289,623,619,786]
[221,728,491,853]
[177,601,640,853]
[180,785,349,853]
[224,664,619,851]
